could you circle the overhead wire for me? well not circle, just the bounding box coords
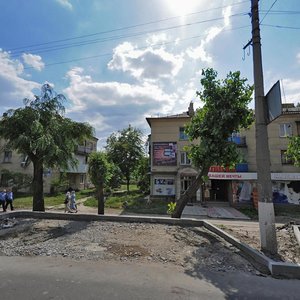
[260,0,279,24]
[7,0,249,53]
[10,13,248,58]
[24,25,251,70]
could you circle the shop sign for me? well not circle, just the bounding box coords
[208,172,257,180]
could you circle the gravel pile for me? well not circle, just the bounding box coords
[0,218,258,275]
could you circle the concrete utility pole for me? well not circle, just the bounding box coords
[251,0,277,254]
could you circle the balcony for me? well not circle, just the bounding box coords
[77,145,93,154]
[228,136,247,146]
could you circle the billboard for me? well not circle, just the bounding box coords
[153,142,177,166]
[266,80,282,123]
[153,178,175,196]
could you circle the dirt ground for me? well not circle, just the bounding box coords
[1,202,299,272]
[210,219,300,264]
[0,218,259,276]
[74,202,300,265]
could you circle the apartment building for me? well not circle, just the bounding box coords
[0,137,98,193]
[146,103,200,202]
[147,103,300,206]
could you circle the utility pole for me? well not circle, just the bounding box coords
[251,0,277,254]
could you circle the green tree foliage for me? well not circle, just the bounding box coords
[0,84,93,211]
[135,156,150,194]
[286,136,300,166]
[88,151,111,214]
[134,156,150,194]
[172,68,254,218]
[106,163,122,191]
[0,169,33,192]
[106,125,144,192]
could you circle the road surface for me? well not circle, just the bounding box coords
[1,256,300,299]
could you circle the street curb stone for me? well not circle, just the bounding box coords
[1,211,300,279]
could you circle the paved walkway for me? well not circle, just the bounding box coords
[182,204,250,220]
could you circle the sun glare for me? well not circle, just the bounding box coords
[164,0,201,17]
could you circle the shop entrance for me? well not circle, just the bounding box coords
[180,175,196,203]
[210,180,228,202]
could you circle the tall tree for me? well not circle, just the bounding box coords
[172,68,254,218]
[286,137,300,166]
[0,84,93,211]
[88,151,111,215]
[135,156,150,194]
[106,125,144,192]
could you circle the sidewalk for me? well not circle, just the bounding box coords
[182,204,250,220]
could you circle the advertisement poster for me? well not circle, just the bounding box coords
[153,142,177,166]
[153,178,175,195]
[272,181,300,205]
[232,181,253,203]
[232,180,300,205]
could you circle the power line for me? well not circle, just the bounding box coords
[260,0,279,24]
[11,13,248,58]
[24,25,250,70]
[261,24,300,30]
[7,0,249,53]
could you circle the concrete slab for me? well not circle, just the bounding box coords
[182,205,250,220]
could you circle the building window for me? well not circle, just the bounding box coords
[180,152,191,165]
[279,123,292,137]
[296,121,300,136]
[180,176,194,193]
[179,127,189,140]
[281,150,293,165]
[0,173,9,186]
[3,151,12,163]
[80,174,85,184]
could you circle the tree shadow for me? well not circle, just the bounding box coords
[179,227,282,299]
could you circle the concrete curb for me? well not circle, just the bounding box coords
[293,225,300,247]
[1,211,300,279]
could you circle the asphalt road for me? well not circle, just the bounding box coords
[1,256,300,299]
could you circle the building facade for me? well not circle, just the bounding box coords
[146,103,201,202]
[147,103,300,206]
[0,137,98,193]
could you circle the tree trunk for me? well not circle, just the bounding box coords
[32,159,45,211]
[126,177,130,192]
[97,184,104,215]
[172,166,209,218]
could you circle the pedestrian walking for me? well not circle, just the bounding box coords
[0,189,7,212]
[70,190,77,213]
[5,188,14,211]
[64,191,71,213]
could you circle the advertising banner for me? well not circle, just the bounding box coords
[153,142,177,166]
[153,178,175,195]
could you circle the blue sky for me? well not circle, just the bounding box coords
[0,0,299,148]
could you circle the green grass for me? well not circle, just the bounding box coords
[236,207,258,219]
[84,185,168,215]
[13,188,94,209]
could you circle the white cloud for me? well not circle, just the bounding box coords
[63,67,182,148]
[107,42,184,81]
[186,5,232,62]
[281,78,300,104]
[0,50,40,112]
[146,33,168,45]
[55,0,73,10]
[22,53,45,71]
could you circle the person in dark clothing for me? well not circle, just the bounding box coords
[0,189,7,212]
[5,188,14,211]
